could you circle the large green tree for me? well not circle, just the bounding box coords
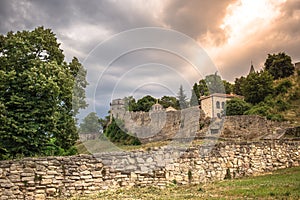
[264,52,295,80]
[0,27,87,159]
[241,71,274,104]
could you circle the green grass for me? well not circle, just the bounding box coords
[69,167,300,200]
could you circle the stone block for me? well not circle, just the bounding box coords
[35,193,45,200]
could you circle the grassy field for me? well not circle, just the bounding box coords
[69,166,300,200]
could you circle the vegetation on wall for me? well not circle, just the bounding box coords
[104,118,141,145]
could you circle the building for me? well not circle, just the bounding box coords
[200,93,242,118]
[110,98,125,121]
[150,102,164,112]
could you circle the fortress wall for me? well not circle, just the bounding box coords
[0,140,299,199]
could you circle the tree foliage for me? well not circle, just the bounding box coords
[225,98,251,116]
[79,112,101,134]
[223,80,233,94]
[241,71,274,104]
[190,90,199,107]
[264,52,295,80]
[198,79,209,96]
[132,95,157,112]
[190,83,200,107]
[104,118,141,145]
[177,85,188,109]
[233,76,246,95]
[124,96,136,111]
[0,27,87,159]
[159,96,179,109]
[205,73,225,94]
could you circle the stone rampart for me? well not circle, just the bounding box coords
[0,140,299,199]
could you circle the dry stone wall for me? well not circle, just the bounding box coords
[0,140,299,200]
[112,106,201,143]
[112,102,290,142]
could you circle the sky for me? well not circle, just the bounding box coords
[1,0,300,118]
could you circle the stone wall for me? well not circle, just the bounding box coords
[0,140,299,200]
[111,101,291,142]
[112,106,201,143]
[219,115,290,140]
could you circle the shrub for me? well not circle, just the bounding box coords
[104,118,141,146]
[274,80,292,95]
[225,98,251,116]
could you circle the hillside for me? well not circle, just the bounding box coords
[274,72,300,126]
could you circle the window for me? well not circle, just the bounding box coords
[216,101,220,109]
[222,102,225,109]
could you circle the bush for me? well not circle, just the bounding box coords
[225,98,251,116]
[274,80,292,95]
[43,138,78,156]
[245,104,271,116]
[275,99,290,112]
[244,101,285,122]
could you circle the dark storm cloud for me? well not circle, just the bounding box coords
[0,0,158,32]
[162,0,237,46]
[0,0,160,60]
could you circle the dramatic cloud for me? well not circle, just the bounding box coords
[0,0,299,117]
[162,0,237,46]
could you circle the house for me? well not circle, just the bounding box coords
[200,93,242,118]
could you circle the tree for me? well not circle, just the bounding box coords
[70,57,88,119]
[0,27,87,159]
[190,83,200,106]
[225,98,251,115]
[79,112,101,134]
[159,96,179,109]
[99,114,111,132]
[241,71,274,104]
[133,95,156,112]
[198,79,209,96]
[264,52,295,80]
[233,76,246,95]
[177,85,188,109]
[124,96,136,111]
[205,73,225,94]
[190,90,199,107]
[223,80,233,94]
